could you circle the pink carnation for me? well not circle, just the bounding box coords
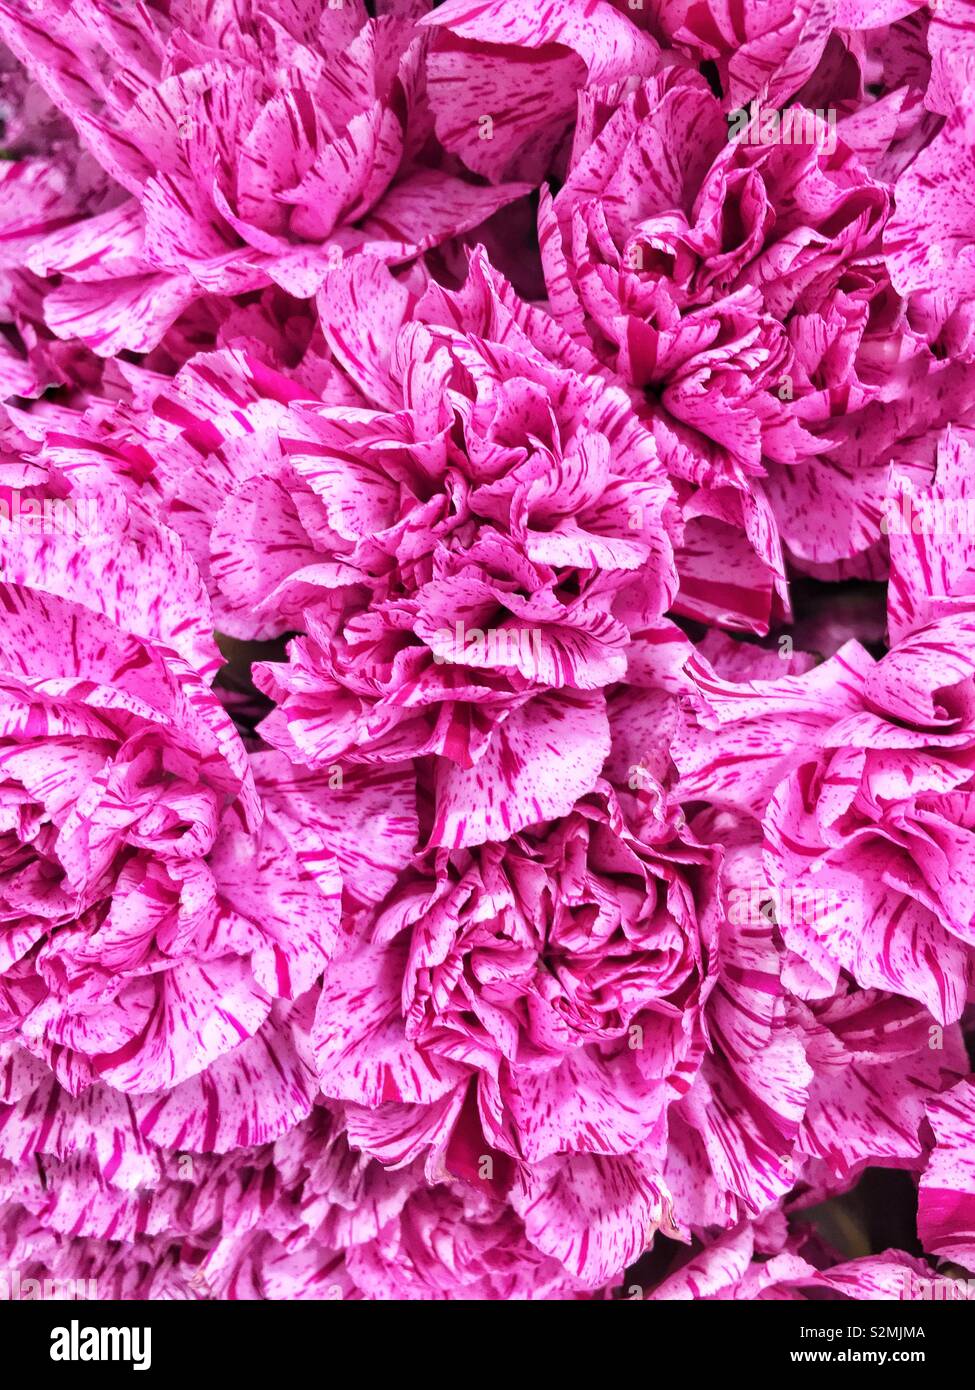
[0,508,353,1094]
[0,0,530,354]
[252,251,675,845]
[0,0,974,1310]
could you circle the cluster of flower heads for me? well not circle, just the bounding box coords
[0,0,974,1302]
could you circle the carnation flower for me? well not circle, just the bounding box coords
[307,777,711,1282]
[0,0,530,355]
[0,508,356,1094]
[678,430,975,1016]
[0,0,974,1308]
[539,64,932,628]
[244,250,677,846]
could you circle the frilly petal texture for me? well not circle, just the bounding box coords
[0,0,973,1302]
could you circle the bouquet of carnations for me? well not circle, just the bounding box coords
[0,0,972,1302]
